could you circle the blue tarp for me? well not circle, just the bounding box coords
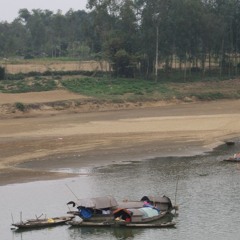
[79,208,93,219]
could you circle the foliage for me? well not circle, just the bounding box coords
[15,102,26,111]
[5,69,105,81]
[0,66,5,80]
[0,79,57,93]
[1,1,240,78]
[1,72,239,102]
[62,75,240,102]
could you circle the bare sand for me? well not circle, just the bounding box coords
[0,92,240,185]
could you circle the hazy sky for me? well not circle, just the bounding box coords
[0,0,88,22]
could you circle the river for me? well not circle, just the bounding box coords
[1,139,240,240]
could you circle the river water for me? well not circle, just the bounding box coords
[1,139,240,240]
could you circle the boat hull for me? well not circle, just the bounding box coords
[68,210,174,228]
[68,220,176,228]
[223,159,240,162]
[12,216,74,230]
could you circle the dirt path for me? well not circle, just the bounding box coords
[0,90,89,104]
[0,93,240,185]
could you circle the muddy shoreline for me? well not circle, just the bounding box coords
[1,99,240,186]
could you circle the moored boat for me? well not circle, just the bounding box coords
[223,153,240,162]
[67,195,176,222]
[11,215,74,230]
[67,195,118,221]
[67,194,177,228]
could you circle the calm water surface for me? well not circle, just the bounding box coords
[1,140,240,240]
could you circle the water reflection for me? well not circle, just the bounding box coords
[68,226,143,240]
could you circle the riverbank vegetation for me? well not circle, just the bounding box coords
[0,0,240,109]
[1,0,240,80]
[1,72,239,103]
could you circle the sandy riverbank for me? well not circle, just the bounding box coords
[0,96,240,185]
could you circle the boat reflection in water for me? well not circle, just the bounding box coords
[68,213,174,239]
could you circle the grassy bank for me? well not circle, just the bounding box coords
[0,65,240,102]
[62,77,240,101]
[0,73,240,102]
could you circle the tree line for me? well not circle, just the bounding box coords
[1,0,240,79]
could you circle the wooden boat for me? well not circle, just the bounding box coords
[67,195,176,222]
[223,153,240,162]
[67,195,118,221]
[225,141,235,146]
[11,215,74,230]
[67,195,176,228]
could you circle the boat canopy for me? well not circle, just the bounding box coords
[74,196,118,209]
[116,195,173,210]
[117,201,144,209]
[141,195,171,204]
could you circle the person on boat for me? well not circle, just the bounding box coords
[143,201,153,208]
[143,201,160,212]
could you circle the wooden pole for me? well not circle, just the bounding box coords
[174,176,179,214]
[155,25,159,82]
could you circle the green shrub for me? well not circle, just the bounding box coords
[0,66,5,80]
[15,102,26,111]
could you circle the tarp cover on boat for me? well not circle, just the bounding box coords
[138,207,159,218]
[114,207,159,218]
[75,196,118,209]
[79,208,93,219]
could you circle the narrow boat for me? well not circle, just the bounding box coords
[223,153,240,162]
[11,215,74,230]
[67,195,176,222]
[67,195,176,228]
[225,141,235,146]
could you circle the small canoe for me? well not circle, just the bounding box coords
[223,152,240,162]
[225,141,235,146]
[11,215,74,230]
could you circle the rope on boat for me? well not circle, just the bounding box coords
[11,213,14,224]
[65,184,79,200]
